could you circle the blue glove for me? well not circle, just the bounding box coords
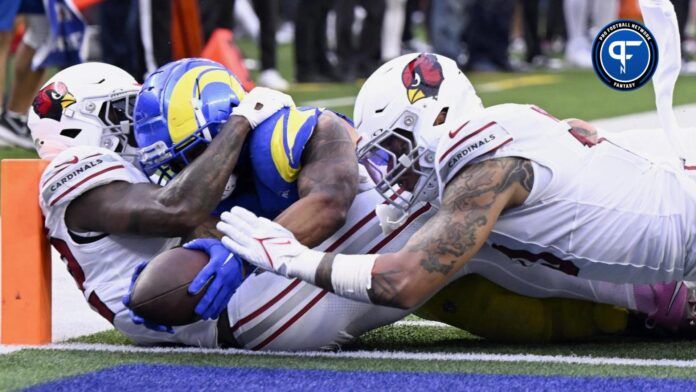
[121,261,174,334]
[183,238,246,320]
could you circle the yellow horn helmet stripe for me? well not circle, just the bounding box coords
[167,65,247,143]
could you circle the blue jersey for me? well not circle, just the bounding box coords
[214,106,328,219]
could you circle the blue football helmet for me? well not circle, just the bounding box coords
[133,58,246,184]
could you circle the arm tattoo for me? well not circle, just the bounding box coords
[366,157,534,307]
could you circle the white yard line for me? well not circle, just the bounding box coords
[4,342,696,369]
[393,320,449,328]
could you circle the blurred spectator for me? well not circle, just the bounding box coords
[100,0,147,80]
[335,0,386,79]
[382,0,406,61]
[670,0,690,45]
[519,0,542,65]
[294,0,337,83]
[200,0,234,41]
[402,0,430,53]
[465,0,516,71]
[545,0,566,51]
[100,0,174,81]
[564,0,618,68]
[0,0,48,149]
[429,0,468,66]
[251,0,289,90]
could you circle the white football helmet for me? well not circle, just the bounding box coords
[354,53,483,232]
[28,62,140,161]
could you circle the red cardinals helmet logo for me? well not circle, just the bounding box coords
[401,53,445,104]
[32,81,77,121]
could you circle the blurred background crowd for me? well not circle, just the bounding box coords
[1,0,696,149]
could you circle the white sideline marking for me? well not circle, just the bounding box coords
[301,96,357,108]
[4,342,696,369]
[0,346,22,355]
[394,320,449,328]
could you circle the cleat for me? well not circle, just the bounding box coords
[0,111,34,149]
[634,281,690,331]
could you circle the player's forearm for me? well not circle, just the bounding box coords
[156,116,251,226]
[274,193,348,247]
[280,249,430,309]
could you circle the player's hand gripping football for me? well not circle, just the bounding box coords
[232,87,294,128]
[216,207,320,280]
[183,238,246,320]
[122,261,174,334]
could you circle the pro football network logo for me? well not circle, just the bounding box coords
[32,81,77,121]
[402,53,444,104]
[591,20,658,91]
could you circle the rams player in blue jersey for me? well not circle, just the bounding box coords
[129,58,361,323]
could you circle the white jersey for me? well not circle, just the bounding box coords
[435,103,696,284]
[226,188,438,350]
[40,146,218,346]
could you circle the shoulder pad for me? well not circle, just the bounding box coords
[435,117,513,190]
[250,106,319,185]
[40,146,132,208]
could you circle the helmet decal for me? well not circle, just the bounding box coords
[401,53,445,104]
[32,81,76,121]
[167,65,244,143]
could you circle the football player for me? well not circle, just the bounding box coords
[216,52,696,331]
[32,60,297,346]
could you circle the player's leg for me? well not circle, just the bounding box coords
[225,271,407,350]
[113,308,220,347]
[465,245,691,330]
[563,0,592,67]
[465,245,636,308]
[1,8,47,149]
[0,0,22,146]
[6,13,47,114]
[416,245,630,342]
[416,274,628,342]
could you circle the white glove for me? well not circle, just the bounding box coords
[216,206,323,281]
[233,87,294,128]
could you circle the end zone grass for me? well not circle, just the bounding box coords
[3,323,696,390]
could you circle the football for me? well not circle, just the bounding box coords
[128,247,211,326]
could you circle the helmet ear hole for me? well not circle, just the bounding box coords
[433,107,449,126]
[60,128,82,138]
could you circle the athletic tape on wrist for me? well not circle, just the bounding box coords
[286,249,324,284]
[330,254,377,303]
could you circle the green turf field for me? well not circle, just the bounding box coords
[3,322,696,390]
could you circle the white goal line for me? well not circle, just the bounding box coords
[3,342,696,369]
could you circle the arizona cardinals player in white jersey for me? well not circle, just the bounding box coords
[34,64,216,346]
[216,51,696,326]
